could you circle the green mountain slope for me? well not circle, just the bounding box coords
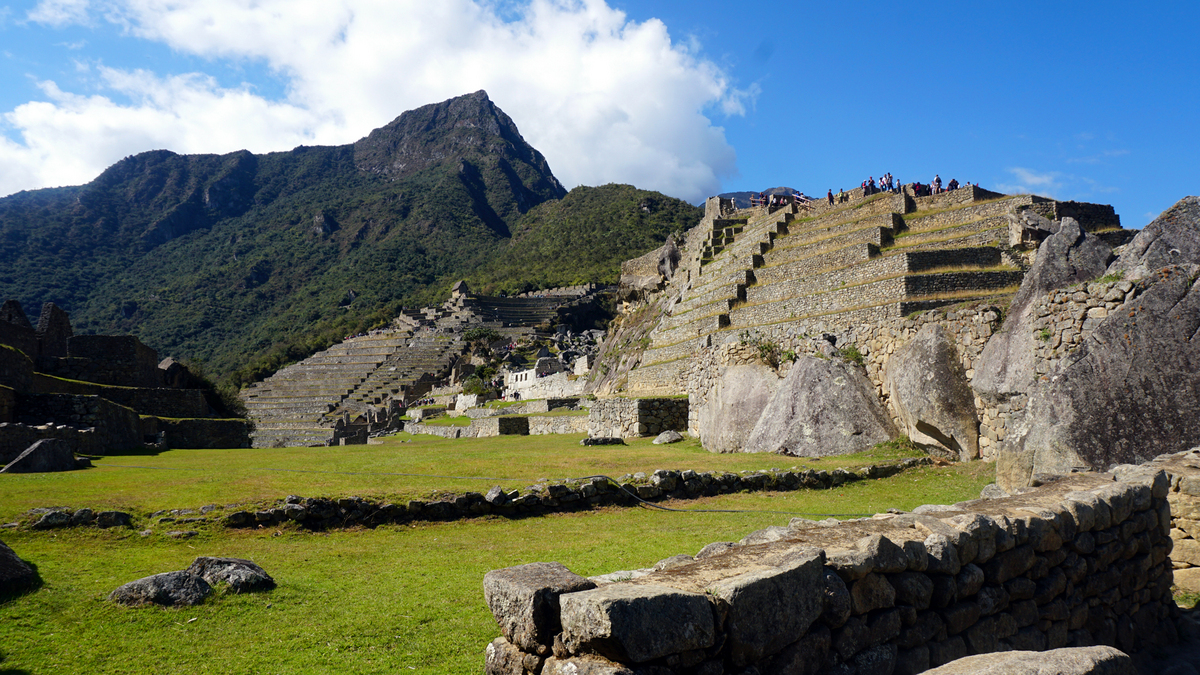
[470,184,701,294]
[0,91,702,387]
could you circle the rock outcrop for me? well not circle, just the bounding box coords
[744,356,895,456]
[885,324,979,461]
[0,539,38,596]
[184,557,275,593]
[998,266,1200,489]
[1,438,80,473]
[923,646,1136,675]
[696,364,783,453]
[1106,196,1200,280]
[973,218,1113,400]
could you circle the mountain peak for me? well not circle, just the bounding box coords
[353,90,559,192]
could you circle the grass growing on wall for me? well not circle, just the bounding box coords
[0,456,994,675]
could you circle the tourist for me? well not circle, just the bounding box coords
[827,189,834,205]
[948,178,959,191]
[933,174,942,194]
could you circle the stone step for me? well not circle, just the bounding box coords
[651,312,730,349]
[890,215,1008,248]
[754,243,878,285]
[727,269,1023,328]
[885,226,1007,254]
[765,227,894,268]
[777,213,902,250]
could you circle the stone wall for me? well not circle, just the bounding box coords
[523,398,581,413]
[483,467,1177,675]
[475,416,531,437]
[0,344,34,394]
[528,414,589,436]
[0,321,39,360]
[1153,450,1200,590]
[36,335,161,388]
[0,385,14,424]
[140,416,251,449]
[14,394,143,453]
[30,375,211,418]
[588,397,688,438]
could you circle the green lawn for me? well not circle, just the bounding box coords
[0,437,996,674]
[0,434,937,520]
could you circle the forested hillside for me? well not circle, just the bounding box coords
[0,91,701,386]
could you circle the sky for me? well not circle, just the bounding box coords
[0,0,1196,227]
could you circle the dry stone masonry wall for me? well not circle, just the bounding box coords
[483,466,1179,675]
[587,398,688,439]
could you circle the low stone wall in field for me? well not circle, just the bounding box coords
[528,415,588,436]
[482,465,1178,675]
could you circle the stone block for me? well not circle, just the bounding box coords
[484,562,596,652]
[559,583,715,663]
[707,548,824,666]
[850,573,896,615]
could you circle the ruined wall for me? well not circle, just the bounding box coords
[475,416,531,437]
[587,397,688,438]
[0,344,34,394]
[36,335,161,388]
[483,467,1177,675]
[0,386,13,424]
[512,372,585,401]
[528,415,589,436]
[14,394,142,453]
[140,416,250,449]
[0,321,39,359]
[0,422,98,463]
[30,375,211,418]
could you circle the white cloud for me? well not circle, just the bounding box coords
[1,0,748,202]
[26,0,92,26]
[996,167,1062,197]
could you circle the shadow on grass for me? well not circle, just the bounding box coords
[88,445,170,459]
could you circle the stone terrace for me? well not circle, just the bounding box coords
[626,186,1127,395]
[242,331,414,447]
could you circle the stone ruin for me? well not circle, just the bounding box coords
[241,283,611,447]
[482,451,1200,675]
[591,188,1200,487]
[0,300,250,466]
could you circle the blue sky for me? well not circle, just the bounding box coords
[1,0,1196,226]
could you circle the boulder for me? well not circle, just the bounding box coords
[1,439,78,474]
[559,583,715,663]
[1106,196,1200,280]
[885,324,980,460]
[744,355,896,457]
[0,539,38,595]
[108,571,212,607]
[696,364,783,453]
[651,430,683,445]
[974,218,1113,400]
[922,645,1135,674]
[483,562,596,652]
[998,267,1200,490]
[656,234,682,282]
[184,557,275,593]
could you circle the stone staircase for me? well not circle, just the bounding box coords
[242,331,412,447]
[336,334,466,414]
[625,186,1128,394]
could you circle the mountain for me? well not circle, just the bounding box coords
[0,91,699,387]
[717,187,800,209]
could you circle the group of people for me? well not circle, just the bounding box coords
[749,191,811,208]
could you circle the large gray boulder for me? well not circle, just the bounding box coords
[1,439,78,473]
[886,324,979,461]
[697,364,783,453]
[108,571,212,607]
[744,355,896,457]
[923,645,1135,674]
[0,539,38,595]
[483,562,596,652]
[1107,196,1200,280]
[973,218,1113,399]
[184,557,275,593]
[998,267,1200,490]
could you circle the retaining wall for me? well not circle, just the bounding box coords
[14,394,142,453]
[588,398,688,438]
[528,415,589,436]
[482,465,1178,675]
[139,416,251,449]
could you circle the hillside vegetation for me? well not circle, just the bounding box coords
[0,92,701,387]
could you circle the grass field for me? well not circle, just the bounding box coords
[0,434,996,674]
